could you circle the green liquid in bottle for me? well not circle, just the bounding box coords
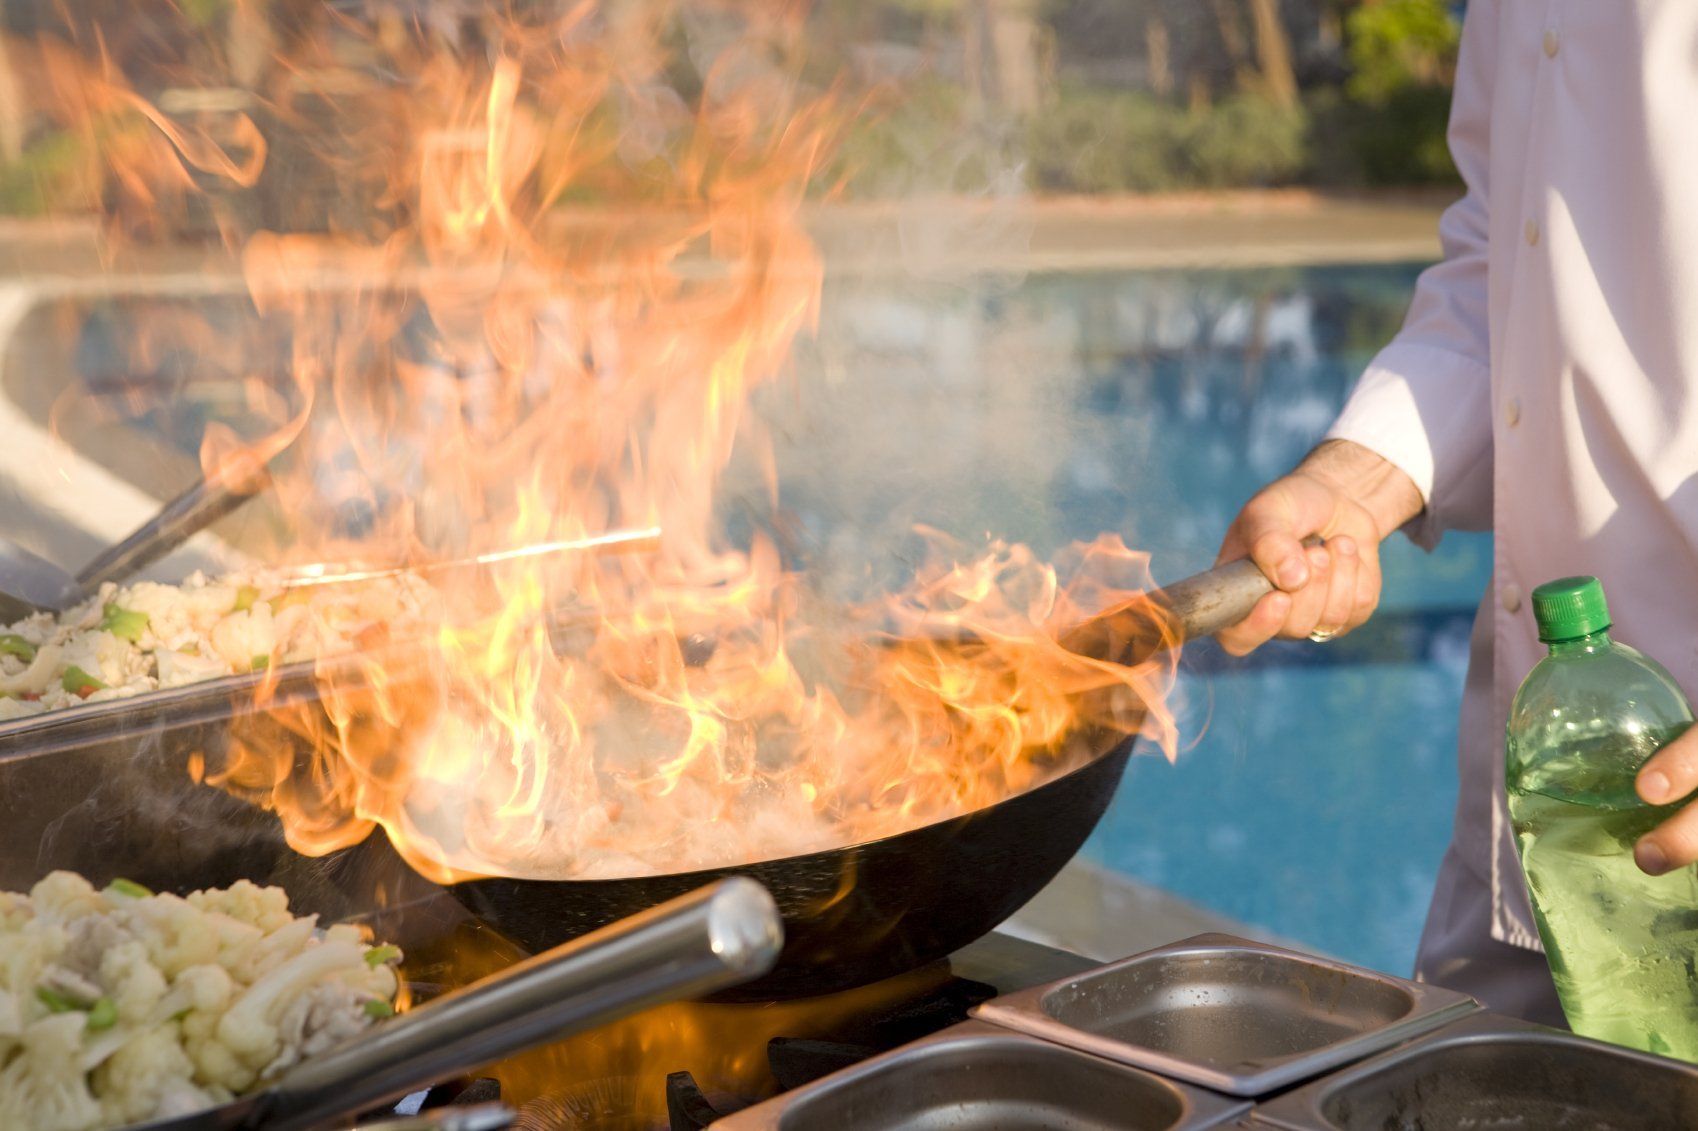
[1507,576,1698,1060]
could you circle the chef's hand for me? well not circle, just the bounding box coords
[1632,727,1698,874]
[1215,439,1424,656]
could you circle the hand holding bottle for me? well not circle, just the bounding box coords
[1632,726,1698,874]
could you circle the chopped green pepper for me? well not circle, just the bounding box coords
[105,878,152,899]
[61,666,105,697]
[363,944,401,967]
[86,997,117,1031]
[232,585,261,613]
[0,634,36,663]
[35,986,82,1014]
[363,999,395,1019]
[250,654,271,672]
[99,603,150,643]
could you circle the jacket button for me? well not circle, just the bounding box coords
[1501,584,1523,614]
[1505,396,1521,427]
[1544,29,1560,58]
[1525,218,1541,246]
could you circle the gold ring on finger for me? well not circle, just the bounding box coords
[1307,626,1341,644]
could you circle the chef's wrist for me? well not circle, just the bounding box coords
[1296,439,1425,543]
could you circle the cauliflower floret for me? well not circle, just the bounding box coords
[0,893,31,934]
[91,1024,219,1128]
[0,872,403,1130]
[209,604,276,672]
[0,1014,100,1131]
[98,941,167,1023]
[0,926,61,1001]
[155,648,231,688]
[127,896,219,978]
[30,874,103,925]
[0,992,22,1045]
[186,879,293,934]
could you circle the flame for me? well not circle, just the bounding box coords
[23,3,1180,885]
[399,916,954,1126]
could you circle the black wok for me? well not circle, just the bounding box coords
[452,549,1288,1000]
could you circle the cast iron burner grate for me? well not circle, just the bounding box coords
[664,976,997,1129]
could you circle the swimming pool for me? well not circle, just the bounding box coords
[778,260,1492,975]
[46,256,1486,976]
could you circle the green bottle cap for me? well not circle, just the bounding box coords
[1531,576,1612,643]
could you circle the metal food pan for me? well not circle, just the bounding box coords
[0,644,433,921]
[713,1020,1250,1131]
[971,933,1478,1096]
[1250,1010,1698,1130]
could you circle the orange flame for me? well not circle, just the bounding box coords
[24,3,1180,885]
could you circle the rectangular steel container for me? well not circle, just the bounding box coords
[0,649,435,921]
[713,1020,1251,1130]
[1250,1011,1698,1130]
[971,933,1478,1096]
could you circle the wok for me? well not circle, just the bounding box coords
[452,548,1289,1001]
[124,878,781,1131]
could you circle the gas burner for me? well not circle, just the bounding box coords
[663,976,998,1127]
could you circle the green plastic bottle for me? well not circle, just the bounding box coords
[1507,576,1698,1059]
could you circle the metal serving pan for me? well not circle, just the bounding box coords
[971,933,1478,1097]
[713,1020,1250,1131]
[1250,1010,1698,1130]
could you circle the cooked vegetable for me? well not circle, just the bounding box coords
[0,635,36,663]
[0,871,402,1131]
[103,879,151,900]
[0,571,432,722]
[85,998,116,1032]
[97,605,149,644]
[362,944,401,967]
[60,667,104,698]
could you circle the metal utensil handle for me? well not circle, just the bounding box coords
[264,877,783,1131]
[1154,535,1326,642]
[72,469,269,596]
[349,1105,514,1131]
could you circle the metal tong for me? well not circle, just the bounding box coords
[0,468,269,622]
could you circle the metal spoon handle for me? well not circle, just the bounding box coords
[264,877,783,1131]
[71,469,269,597]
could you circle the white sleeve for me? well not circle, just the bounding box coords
[1326,0,1496,549]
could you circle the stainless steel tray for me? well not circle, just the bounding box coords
[971,933,1478,1096]
[1250,1010,1698,1130]
[713,1020,1250,1130]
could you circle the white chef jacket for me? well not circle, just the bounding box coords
[1327,0,1698,952]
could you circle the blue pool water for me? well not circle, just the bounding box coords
[777,260,1493,976]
